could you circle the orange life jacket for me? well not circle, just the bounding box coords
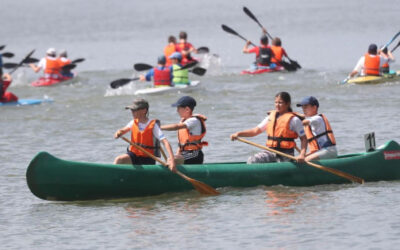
[304,114,336,154]
[153,67,172,86]
[266,110,298,149]
[58,57,71,67]
[164,44,176,66]
[44,57,61,75]
[178,115,208,151]
[130,119,160,157]
[271,45,284,63]
[364,53,380,76]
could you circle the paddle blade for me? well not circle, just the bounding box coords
[23,57,39,63]
[280,60,297,72]
[221,24,238,36]
[191,67,207,76]
[134,63,153,71]
[2,52,14,58]
[289,59,301,69]
[62,64,76,71]
[2,63,19,69]
[110,77,139,89]
[176,171,219,195]
[9,49,35,74]
[181,61,198,70]
[243,6,263,28]
[71,58,85,64]
[197,47,209,54]
[0,45,5,50]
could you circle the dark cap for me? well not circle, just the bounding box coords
[125,98,149,111]
[296,96,319,107]
[171,96,196,109]
[260,35,269,45]
[368,44,377,55]
[157,55,166,65]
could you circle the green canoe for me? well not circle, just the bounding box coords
[26,140,400,201]
[347,70,400,84]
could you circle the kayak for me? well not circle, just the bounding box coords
[241,66,285,75]
[31,75,74,87]
[347,70,400,84]
[26,140,400,201]
[0,99,53,106]
[134,80,200,95]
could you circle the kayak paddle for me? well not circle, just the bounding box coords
[0,45,5,51]
[243,6,301,69]
[71,58,85,64]
[110,77,140,89]
[190,67,207,76]
[391,40,400,53]
[1,52,14,58]
[9,49,35,74]
[236,137,365,184]
[23,57,39,63]
[61,63,76,71]
[381,30,400,50]
[197,47,210,54]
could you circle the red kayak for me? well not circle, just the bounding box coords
[31,76,74,87]
[241,65,284,75]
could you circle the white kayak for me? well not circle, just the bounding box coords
[134,81,200,95]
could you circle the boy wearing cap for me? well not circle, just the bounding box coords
[297,96,337,161]
[30,48,62,79]
[114,98,176,171]
[169,52,190,85]
[161,96,207,164]
[349,43,393,78]
[139,56,172,87]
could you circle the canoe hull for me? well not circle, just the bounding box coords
[26,140,400,201]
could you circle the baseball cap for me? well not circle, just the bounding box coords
[46,48,56,55]
[125,98,149,111]
[169,52,182,60]
[171,96,196,109]
[296,96,319,107]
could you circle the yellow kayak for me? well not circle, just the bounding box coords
[347,70,400,84]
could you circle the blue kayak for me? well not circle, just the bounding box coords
[0,99,53,106]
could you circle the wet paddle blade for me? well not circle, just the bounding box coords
[181,61,198,70]
[72,58,85,64]
[176,171,219,195]
[2,52,14,58]
[23,57,39,63]
[289,59,301,69]
[134,63,153,71]
[110,77,139,89]
[197,47,209,54]
[191,67,207,76]
[62,64,76,71]
[2,63,19,69]
[280,60,297,72]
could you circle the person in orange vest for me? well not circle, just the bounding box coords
[161,96,208,164]
[29,48,62,79]
[230,91,307,163]
[0,72,18,103]
[164,35,177,66]
[349,44,393,77]
[270,37,288,66]
[243,35,275,70]
[175,31,198,65]
[57,49,74,78]
[296,96,337,161]
[139,56,173,87]
[113,98,176,171]
[380,46,395,74]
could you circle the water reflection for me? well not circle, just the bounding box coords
[265,190,304,216]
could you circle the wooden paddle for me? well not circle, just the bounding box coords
[121,136,219,195]
[9,49,35,74]
[243,6,301,70]
[236,137,364,184]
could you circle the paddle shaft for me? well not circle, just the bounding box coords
[221,24,256,46]
[237,137,364,184]
[391,40,400,53]
[9,49,35,74]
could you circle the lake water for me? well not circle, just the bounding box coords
[1,0,400,249]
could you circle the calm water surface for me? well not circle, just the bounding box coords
[1,0,400,249]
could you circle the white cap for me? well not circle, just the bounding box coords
[46,48,56,55]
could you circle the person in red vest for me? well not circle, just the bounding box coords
[113,98,176,171]
[0,72,18,103]
[349,44,393,77]
[243,35,275,70]
[296,96,337,161]
[164,35,177,66]
[29,48,62,79]
[270,37,288,66]
[175,31,198,65]
[230,91,307,164]
[161,96,208,164]
[139,56,173,87]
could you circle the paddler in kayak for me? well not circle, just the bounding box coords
[113,98,176,171]
[380,46,395,74]
[348,44,393,78]
[270,37,288,67]
[139,56,173,87]
[176,31,198,65]
[0,70,18,103]
[29,48,62,79]
[169,52,190,86]
[243,34,276,71]
[161,96,208,164]
[164,35,177,66]
[57,49,74,78]
[230,91,307,163]
[296,96,337,161]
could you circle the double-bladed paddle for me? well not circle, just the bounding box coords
[197,47,210,54]
[71,58,85,64]
[236,137,364,184]
[110,77,140,89]
[0,45,5,51]
[121,136,219,195]
[61,63,76,72]
[1,52,14,58]
[9,49,35,74]
[243,6,301,70]
[381,31,400,50]
[391,40,400,53]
